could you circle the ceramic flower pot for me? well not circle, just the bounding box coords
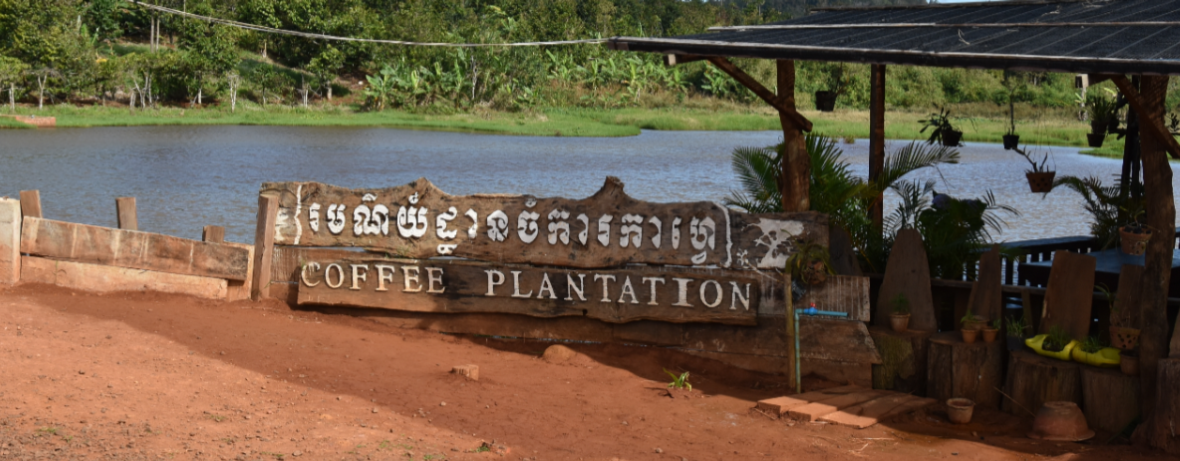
[1120,227,1151,256]
[1002,134,1020,150]
[941,130,963,147]
[946,398,975,424]
[890,314,911,333]
[1087,133,1105,148]
[1110,326,1141,351]
[961,328,979,344]
[1026,171,1056,193]
[814,91,837,112]
[982,328,999,343]
[1028,401,1095,442]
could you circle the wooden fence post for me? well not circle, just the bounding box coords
[202,225,225,243]
[18,190,41,218]
[251,195,278,301]
[116,197,137,230]
[0,198,19,285]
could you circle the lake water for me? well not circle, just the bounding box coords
[2,126,1176,244]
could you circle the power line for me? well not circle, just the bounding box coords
[126,0,608,48]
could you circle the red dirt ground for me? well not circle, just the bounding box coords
[0,283,1169,461]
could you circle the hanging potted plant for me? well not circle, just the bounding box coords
[1101,283,1142,353]
[982,318,1001,343]
[786,239,834,286]
[1002,72,1022,150]
[1084,90,1116,148]
[920,106,963,147]
[889,293,911,333]
[1013,146,1055,193]
[814,64,845,112]
[959,308,984,343]
[1119,208,1152,256]
[1005,316,1031,352]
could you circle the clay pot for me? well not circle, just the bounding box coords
[1028,401,1095,441]
[1110,326,1141,351]
[941,130,963,147]
[890,314,911,333]
[1087,133,1105,148]
[946,398,975,424]
[961,328,979,344]
[982,328,999,343]
[1026,171,1056,193]
[814,91,837,112]
[1002,134,1019,150]
[1120,351,1139,376]
[1120,227,1152,256]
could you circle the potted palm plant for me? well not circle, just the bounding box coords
[786,239,834,286]
[920,106,963,147]
[959,308,985,343]
[1013,146,1055,193]
[890,293,911,333]
[982,318,1001,343]
[1119,208,1151,256]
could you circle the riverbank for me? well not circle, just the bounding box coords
[1,103,1096,146]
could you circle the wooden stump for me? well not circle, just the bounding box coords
[1150,358,1180,454]
[869,326,932,396]
[1080,365,1139,434]
[1003,350,1081,417]
[927,332,1003,408]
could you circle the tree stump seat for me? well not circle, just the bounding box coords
[869,326,933,396]
[1003,350,1081,417]
[927,332,1003,408]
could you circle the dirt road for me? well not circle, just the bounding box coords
[0,284,1165,460]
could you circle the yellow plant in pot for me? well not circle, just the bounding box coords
[1027,326,1078,361]
[1071,336,1120,368]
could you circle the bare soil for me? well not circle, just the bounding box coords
[0,283,1167,460]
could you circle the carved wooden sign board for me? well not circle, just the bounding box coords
[265,177,827,324]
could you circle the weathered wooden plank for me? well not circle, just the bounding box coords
[967,246,1003,322]
[820,394,934,429]
[18,190,40,218]
[1040,251,1096,340]
[116,197,137,230]
[876,229,936,331]
[202,225,225,243]
[252,194,278,301]
[20,217,250,281]
[754,385,862,416]
[788,390,885,422]
[0,198,19,285]
[20,255,227,299]
[1150,358,1180,454]
[224,242,253,301]
[296,257,766,325]
[798,275,870,321]
[262,178,828,270]
[798,317,881,364]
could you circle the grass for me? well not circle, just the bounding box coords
[1,101,1105,150]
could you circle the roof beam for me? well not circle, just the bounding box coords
[706,57,813,132]
[664,54,706,66]
[1104,74,1180,160]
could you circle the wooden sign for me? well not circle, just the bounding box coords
[296,257,779,325]
[262,177,827,270]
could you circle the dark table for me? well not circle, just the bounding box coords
[1018,248,1180,298]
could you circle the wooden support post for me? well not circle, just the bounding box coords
[0,198,19,285]
[18,190,41,218]
[1107,75,1180,160]
[868,64,886,231]
[1136,75,1177,447]
[706,57,813,132]
[115,197,137,231]
[776,59,809,213]
[251,195,278,301]
[785,272,796,391]
[202,225,225,243]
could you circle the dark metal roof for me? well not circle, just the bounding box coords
[608,0,1180,75]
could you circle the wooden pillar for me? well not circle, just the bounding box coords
[115,197,137,231]
[785,272,797,390]
[868,64,886,231]
[251,195,278,301]
[202,225,225,243]
[18,190,41,218]
[0,198,19,285]
[1139,75,1176,444]
[777,60,809,213]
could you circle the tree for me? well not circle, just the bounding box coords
[85,0,124,41]
[307,45,343,101]
[178,2,239,104]
[225,70,242,112]
[0,56,28,112]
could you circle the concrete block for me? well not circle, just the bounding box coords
[21,256,227,299]
[0,198,19,285]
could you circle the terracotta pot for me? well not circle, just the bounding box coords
[1110,326,1141,351]
[1120,351,1139,376]
[946,398,975,424]
[814,91,837,112]
[1026,171,1056,193]
[1002,134,1020,150]
[1120,227,1151,256]
[1087,133,1105,148]
[941,130,963,147]
[961,328,979,344]
[982,328,999,343]
[890,314,910,333]
[1028,401,1095,442]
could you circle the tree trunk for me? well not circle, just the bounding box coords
[1003,350,1082,416]
[8,83,13,112]
[1139,75,1176,445]
[868,64,886,232]
[36,76,44,110]
[327,85,332,102]
[262,40,267,59]
[776,60,809,213]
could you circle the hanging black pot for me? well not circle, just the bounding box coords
[1090,119,1106,134]
[941,130,963,147]
[1002,134,1020,150]
[814,91,837,112]
[1087,133,1106,148]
